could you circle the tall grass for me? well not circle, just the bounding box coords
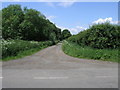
[1,39,53,61]
[62,40,118,62]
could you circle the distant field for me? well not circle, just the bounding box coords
[62,40,119,62]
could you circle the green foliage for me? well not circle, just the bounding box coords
[2,39,53,59]
[2,5,24,39]
[62,29,72,39]
[68,23,120,49]
[2,48,42,61]
[2,4,62,41]
[62,41,118,62]
[0,10,2,29]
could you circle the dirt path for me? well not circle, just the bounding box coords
[2,43,118,88]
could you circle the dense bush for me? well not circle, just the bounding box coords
[2,39,53,59]
[62,29,72,39]
[68,23,120,49]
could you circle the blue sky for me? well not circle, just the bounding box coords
[2,2,118,34]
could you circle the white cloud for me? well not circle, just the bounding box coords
[92,17,118,24]
[1,0,20,1]
[56,25,87,35]
[69,26,87,34]
[1,0,119,2]
[13,0,20,2]
[57,2,75,7]
[46,2,55,7]
[69,28,79,34]
[46,15,56,21]
[76,26,87,30]
[56,25,66,31]
[46,1,76,8]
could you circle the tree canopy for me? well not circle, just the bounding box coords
[2,4,69,42]
[62,29,72,39]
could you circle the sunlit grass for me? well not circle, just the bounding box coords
[62,40,119,62]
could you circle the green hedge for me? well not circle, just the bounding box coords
[68,23,120,49]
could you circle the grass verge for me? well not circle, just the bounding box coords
[1,40,53,61]
[2,47,47,61]
[62,40,119,62]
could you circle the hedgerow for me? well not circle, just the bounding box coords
[68,23,120,49]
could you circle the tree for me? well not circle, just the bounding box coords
[62,29,72,39]
[2,4,62,42]
[0,10,2,39]
[19,7,46,41]
[49,32,56,45]
[2,4,24,39]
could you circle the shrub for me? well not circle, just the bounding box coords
[68,23,120,49]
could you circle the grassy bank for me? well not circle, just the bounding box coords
[62,40,118,62]
[1,39,53,61]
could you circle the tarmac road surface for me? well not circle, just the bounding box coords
[2,43,118,88]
